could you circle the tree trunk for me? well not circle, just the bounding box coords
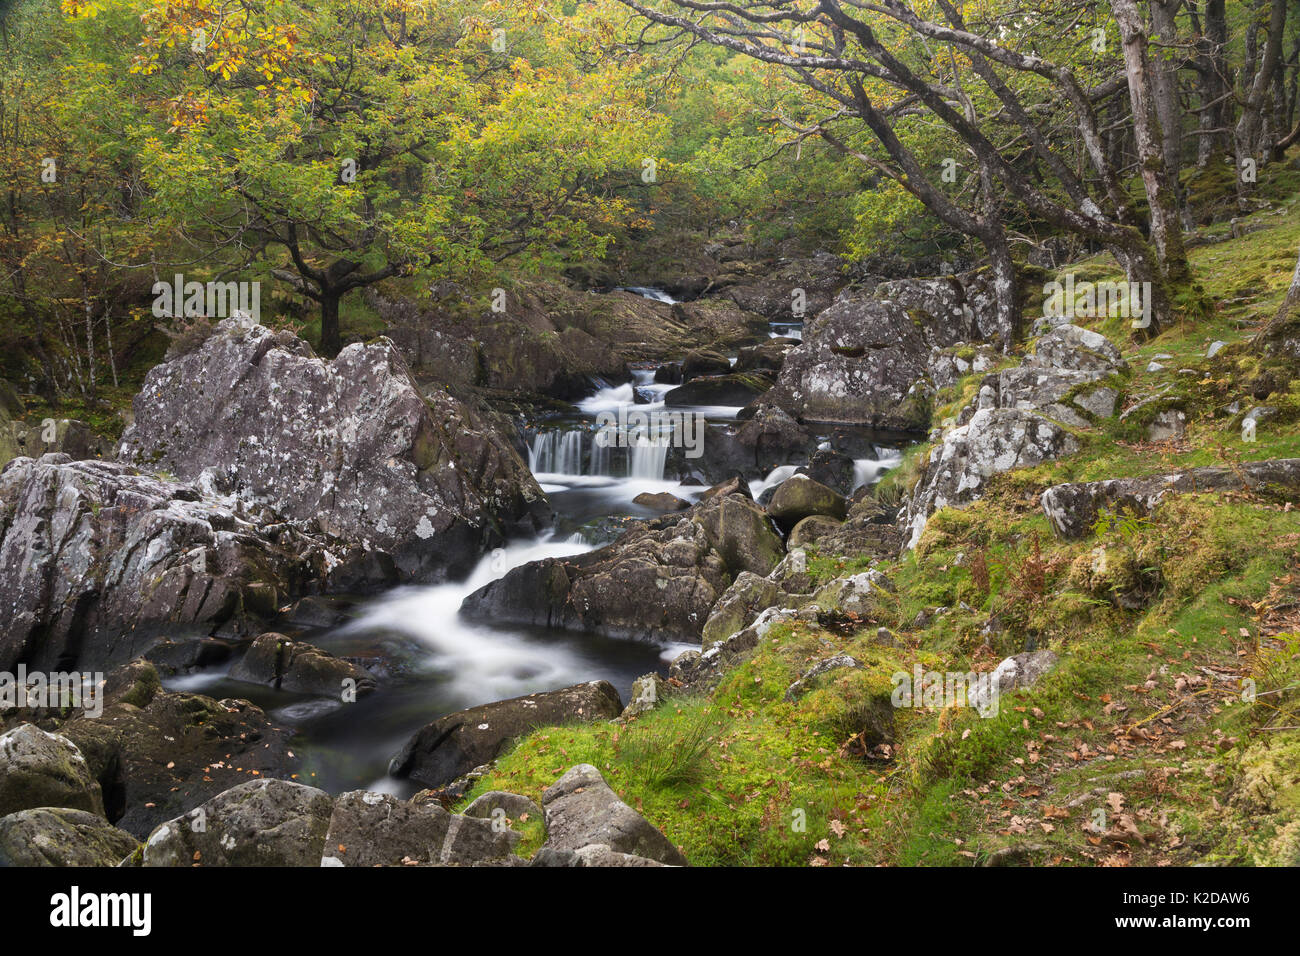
[1149,1,1185,205]
[1111,0,1192,286]
[1196,0,1230,167]
[320,291,342,357]
[1253,242,1300,348]
[1235,0,1287,181]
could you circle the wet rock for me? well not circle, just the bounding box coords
[390,682,623,790]
[1041,459,1300,539]
[321,789,517,866]
[144,638,236,676]
[734,339,795,374]
[61,670,300,839]
[633,491,691,512]
[768,474,848,528]
[664,371,774,408]
[796,448,859,496]
[0,807,138,867]
[698,472,752,502]
[0,724,104,818]
[228,633,376,698]
[541,764,688,866]
[462,493,781,642]
[680,349,732,381]
[142,778,333,867]
[117,317,547,583]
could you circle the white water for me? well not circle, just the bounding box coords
[749,448,903,500]
[335,536,599,705]
[620,286,678,305]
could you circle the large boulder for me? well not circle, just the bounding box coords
[142,778,334,867]
[900,408,1080,550]
[0,807,138,867]
[390,682,623,790]
[461,493,782,642]
[720,251,845,321]
[321,790,517,867]
[541,764,688,866]
[0,456,335,671]
[767,474,848,528]
[978,324,1126,428]
[763,290,974,430]
[117,318,548,582]
[1041,459,1300,539]
[0,724,104,818]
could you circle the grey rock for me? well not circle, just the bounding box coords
[462,791,542,824]
[117,318,547,583]
[322,790,516,866]
[0,807,138,867]
[228,633,376,698]
[541,764,688,866]
[1146,409,1187,441]
[1041,459,1300,539]
[0,724,104,818]
[967,650,1060,712]
[142,778,334,867]
[785,654,863,701]
[620,673,670,720]
[530,845,669,867]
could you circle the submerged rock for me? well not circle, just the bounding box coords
[390,682,623,790]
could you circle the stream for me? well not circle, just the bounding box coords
[159,289,904,796]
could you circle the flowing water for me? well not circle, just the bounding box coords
[159,287,903,795]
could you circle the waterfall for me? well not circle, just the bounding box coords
[528,423,672,481]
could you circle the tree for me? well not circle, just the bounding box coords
[107,0,661,355]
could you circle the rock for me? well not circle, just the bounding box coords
[700,571,784,647]
[668,298,772,347]
[664,371,774,407]
[1207,340,1228,358]
[1068,545,1160,609]
[734,339,795,374]
[698,472,752,502]
[1041,459,1300,539]
[462,791,542,824]
[620,673,670,720]
[721,252,845,320]
[784,655,863,701]
[976,325,1127,428]
[900,408,1081,550]
[0,807,138,867]
[321,790,517,866]
[143,637,236,676]
[0,724,104,818]
[142,778,333,867]
[768,474,848,528]
[541,764,687,865]
[787,514,844,550]
[697,404,815,482]
[390,682,623,790]
[680,349,732,381]
[227,633,376,698]
[967,650,1060,712]
[61,673,300,839]
[117,317,547,583]
[4,417,107,468]
[1146,409,1187,441]
[462,493,782,643]
[1146,361,1165,373]
[928,344,999,390]
[796,448,859,496]
[633,491,691,512]
[811,570,894,618]
[808,496,902,562]
[531,844,669,867]
[0,456,338,672]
